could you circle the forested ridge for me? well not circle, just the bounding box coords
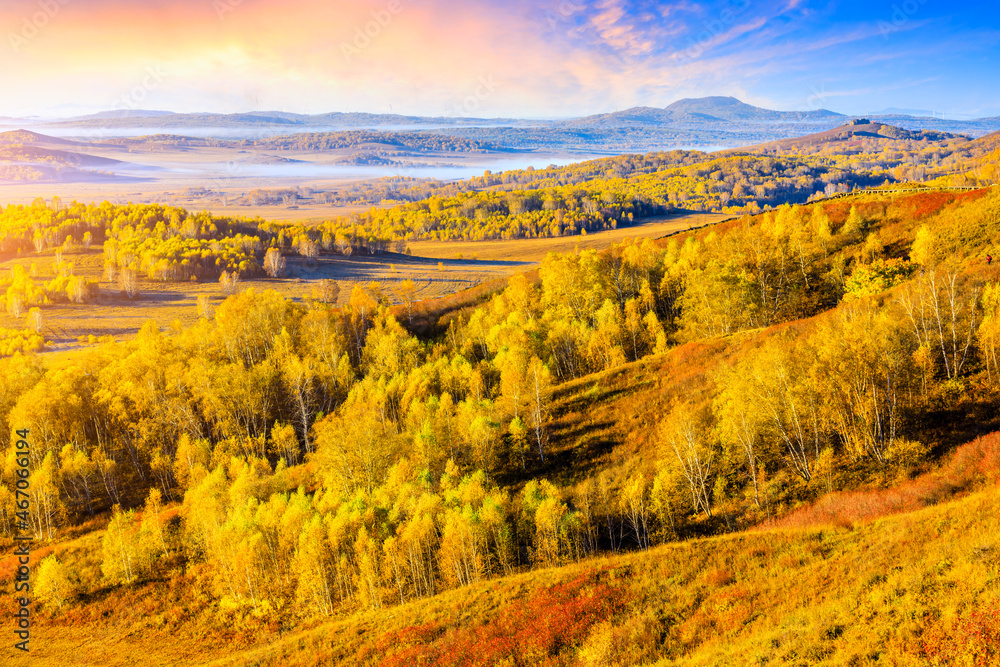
[218,125,1000,215]
[2,180,1000,665]
[0,147,906,282]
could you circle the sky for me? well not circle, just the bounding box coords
[0,0,998,119]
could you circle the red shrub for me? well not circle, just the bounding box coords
[921,602,1000,666]
[905,191,957,220]
[378,569,629,667]
[361,622,443,666]
[772,431,1000,530]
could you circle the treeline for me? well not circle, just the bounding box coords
[0,197,105,254]
[302,153,890,247]
[330,126,985,218]
[0,200,273,283]
[247,131,502,153]
[279,152,711,211]
[0,149,945,285]
[453,124,984,193]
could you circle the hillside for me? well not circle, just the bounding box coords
[401,120,990,213]
[729,120,968,155]
[0,130,83,147]
[0,129,144,183]
[212,474,1000,666]
[2,182,1000,666]
[925,129,1000,185]
[0,144,123,168]
[11,453,998,666]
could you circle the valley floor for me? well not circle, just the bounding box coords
[0,211,723,347]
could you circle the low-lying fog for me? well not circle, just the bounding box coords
[182,156,607,182]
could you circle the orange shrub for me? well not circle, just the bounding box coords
[921,601,1000,666]
[377,569,629,667]
[773,431,1000,530]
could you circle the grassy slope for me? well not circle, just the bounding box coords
[204,473,1000,667]
[11,438,998,667]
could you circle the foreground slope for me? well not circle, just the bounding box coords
[12,436,998,667]
[213,467,1000,666]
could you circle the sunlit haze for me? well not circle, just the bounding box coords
[2,0,998,119]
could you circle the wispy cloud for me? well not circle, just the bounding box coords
[0,0,995,118]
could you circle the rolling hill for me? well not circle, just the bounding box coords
[5,98,999,153]
[662,95,844,123]
[727,119,969,155]
[0,129,139,183]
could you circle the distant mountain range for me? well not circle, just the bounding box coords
[570,97,845,128]
[36,109,532,130]
[2,97,999,153]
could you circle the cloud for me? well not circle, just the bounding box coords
[587,0,655,56]
[0,0,994,117]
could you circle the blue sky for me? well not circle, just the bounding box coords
[0,0,997,118]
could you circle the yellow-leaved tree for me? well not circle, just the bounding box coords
[34,555,75,609]
[660,403,716,518]
[102,505,138,585]
[979,281,1000,385]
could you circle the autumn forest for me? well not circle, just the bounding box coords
[2,120,1000,666]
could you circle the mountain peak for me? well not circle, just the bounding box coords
[666,95,743,108]
[664,96,843,122]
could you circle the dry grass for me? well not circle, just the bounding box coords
[406,211,727,263]
[5,625,237,667]
[183,482,1000,666]
[772,430,1000,530]
[7,477,999,666]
